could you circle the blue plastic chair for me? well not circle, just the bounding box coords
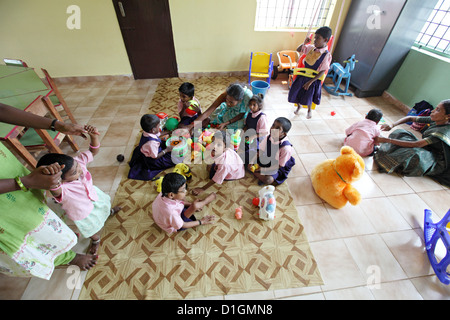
[424,208,450,285]
[323,54,358,97]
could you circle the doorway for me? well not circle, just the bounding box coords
[112,0,178,79]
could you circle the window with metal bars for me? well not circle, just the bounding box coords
[415,0,450,58]
[254,0,336,31]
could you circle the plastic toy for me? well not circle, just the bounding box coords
[323,54,358,97]
[152,176,164,193]
[152,163,192,193]
[156,112,169,128]
[235,206,243,220]
[165,117,179,131]
[250,164,260,172]
[187,138,206,162]
[230,130,241,151]
[254,185,276,221]
[185,100,199,116]
[424,208,450,285]
[173,163,192,180]
[166,136,188,158]
[274,50,300,87]
[331,111,336,116]
[199,128,215,146]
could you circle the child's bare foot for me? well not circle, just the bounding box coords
[110,206,122,216]
[294,106,301,115]
[69,253,98,270]
[89,236,101,255]
[306,109,312,119]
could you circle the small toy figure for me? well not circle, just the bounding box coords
[235,206,243,220]
[249,164,260,172]
[230,130,241,151]
[253,185,276,220]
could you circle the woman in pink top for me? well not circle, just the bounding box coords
[192,131,245,195]
[37,125,121,255]
[152,173,216,234]
[344,109,383,157]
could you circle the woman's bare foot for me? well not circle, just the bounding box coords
[69,253,98,270]
[110,206,122,216]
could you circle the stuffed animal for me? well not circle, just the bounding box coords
[311,146,365,209]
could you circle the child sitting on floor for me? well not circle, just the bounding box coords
[192,131,245,195]
[288,26,333,119]
[178,82,202,126]
[344,108,383,157]
[128,114,181,180]
[248,117,296,185]
[37,125,122,255]
[152,172,216,234]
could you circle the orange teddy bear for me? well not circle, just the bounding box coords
[311,146,365,209]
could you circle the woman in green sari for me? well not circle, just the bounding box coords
[374,100,450,187]
[0,103,98,280]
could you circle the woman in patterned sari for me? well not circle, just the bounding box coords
[374,100,450,187]
[0,103,98,280]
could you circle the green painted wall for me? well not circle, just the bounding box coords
[387,47,449,108]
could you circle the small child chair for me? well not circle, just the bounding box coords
[248,52,274,85]
[323,55,358,97]
[424,208,450,285]
[276,50,300,89]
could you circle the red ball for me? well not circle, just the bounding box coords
[252,197,260,206]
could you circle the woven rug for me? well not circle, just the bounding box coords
[78,76,323,300]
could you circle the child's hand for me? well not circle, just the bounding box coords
[217,122,227,130]
[380,124,392,131]
[84,125,100,136]
[192,188,204,196]
[199,215,216,225]
[302,80,314,91]
[304,37,312,45]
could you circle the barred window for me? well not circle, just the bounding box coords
[254,0,336,31]
[415,0,450,57]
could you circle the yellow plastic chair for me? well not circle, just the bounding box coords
[248,52,274,85]
[292,68,326,110]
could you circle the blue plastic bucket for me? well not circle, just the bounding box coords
[251,80,270,97]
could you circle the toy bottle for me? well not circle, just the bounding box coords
[231,130,241,151]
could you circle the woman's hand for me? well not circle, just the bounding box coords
[55,122,88,139]
[21,164,64,190]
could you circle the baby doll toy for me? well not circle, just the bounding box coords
[252,185,276,221]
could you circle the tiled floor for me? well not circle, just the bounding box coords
[1,74,449,300]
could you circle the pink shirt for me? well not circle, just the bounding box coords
[152,193,185,234]
[250,110,269,136]
[344,119,381,156]
[212,148,245,184]
[55,151,98,221]
[141,132,161,158]
[300,44,332,72]
[259,136,293,167]
[178,97,201,118]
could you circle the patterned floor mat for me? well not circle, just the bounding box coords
[78,76,323,299]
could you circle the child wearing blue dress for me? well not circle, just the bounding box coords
[288,27,332,119]
[128,114,180,180]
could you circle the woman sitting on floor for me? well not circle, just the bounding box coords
[374,99,450,187]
